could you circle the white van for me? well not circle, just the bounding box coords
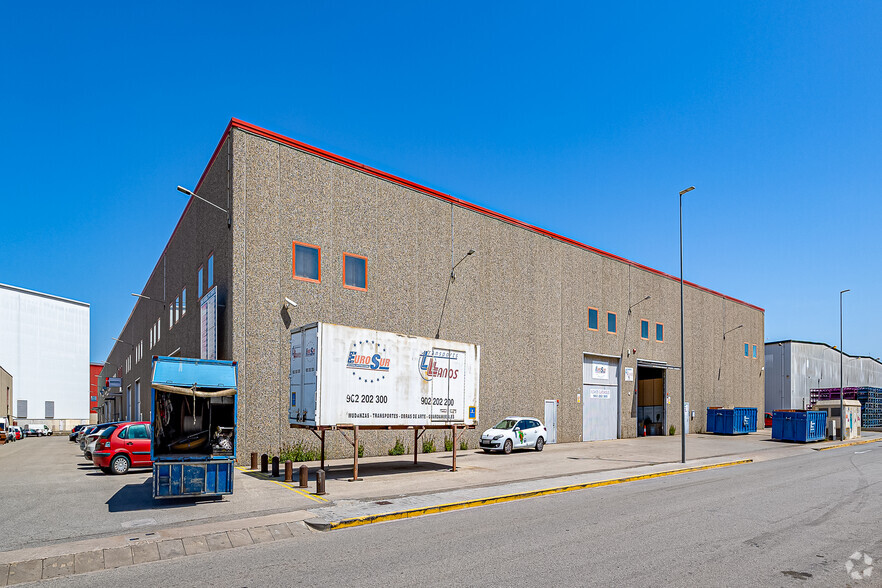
[26,424,50,437]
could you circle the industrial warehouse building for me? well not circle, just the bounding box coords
[764,340,882,411]
[0,283,91,430]
[101,119,765,457]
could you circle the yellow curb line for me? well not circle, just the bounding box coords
[235,466,329,502]
[329,459,753,530]
[814,438,882,451]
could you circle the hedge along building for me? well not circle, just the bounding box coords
[100,119,765,458]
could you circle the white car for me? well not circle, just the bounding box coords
[480,417,546,454]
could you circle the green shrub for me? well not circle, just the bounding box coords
[444,436,454,452]
[459,439,468,451]
[669,425,676,436]
[422,438,436,453]
[280,442,320,463]
[358,443,364,458]
[388,438,407,456]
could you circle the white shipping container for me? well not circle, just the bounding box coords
[289,323,480,428]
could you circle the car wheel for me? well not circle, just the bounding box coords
[111,455,130,475]
[503,439,513,454]
[84,451,92,461]
[535,437,544,451]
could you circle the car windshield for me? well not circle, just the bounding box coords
[99,426,117,438]
[494,419,518,430]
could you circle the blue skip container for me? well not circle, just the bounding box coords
[771,410,827,443]
[706,407,757,435]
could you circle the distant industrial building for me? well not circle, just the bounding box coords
[0,283,90,429]
[764,340,882,411]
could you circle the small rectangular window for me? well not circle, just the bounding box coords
[175,296,180,323]
[752,344,757,359]
[157,318,161,339]
[45,401,54,419]
[16,399,27,418]
[181,288,187,316]
[293,241,321,282]
[587,307,599,331]
[641,320,649,340]
[343,253,368,290]
[607,312,617,334]
[207,254,214,288]
[198,266,204,298]
[169,304,174,329]
[744,343,749,357]
[656,323,664,342]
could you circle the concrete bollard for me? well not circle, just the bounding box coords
[260,453,268,473]
[271,456,280,478]
[299,464,309,488]
[284,460,293,483]
[250,452,258,470]
[315,468,327,495]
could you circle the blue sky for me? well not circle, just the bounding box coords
[2,2,880,362]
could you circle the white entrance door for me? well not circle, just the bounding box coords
[544,400,558,444]
[583,356,619,441]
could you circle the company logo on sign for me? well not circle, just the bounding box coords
[418,350,460,382]
[305,347,316,357]
[347,340,389,384]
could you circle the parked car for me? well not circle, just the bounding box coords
[11,426,23,441]
[26,424,50,437]
[70,424,89,442]
[480,417,546,454]
[82,423,120,458]
[764,412,773,428]
[92,422,153,474]
[5,428,15,443]
[79,423,120,450]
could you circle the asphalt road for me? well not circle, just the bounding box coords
[31,444,882,587]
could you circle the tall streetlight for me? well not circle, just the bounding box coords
[840,289,850,440]
[679,185,695,464]
[131,293,167,308]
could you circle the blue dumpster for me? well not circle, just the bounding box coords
[771,410,826,443]
[706,407,757,435]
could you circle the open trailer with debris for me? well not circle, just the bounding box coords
[289,323,480,477]
[151,356,238,498]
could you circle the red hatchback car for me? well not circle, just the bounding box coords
[92,422,153,474]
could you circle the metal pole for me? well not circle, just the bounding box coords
[680,191,686,463]
[839,289,849,440]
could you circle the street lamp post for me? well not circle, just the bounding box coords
[679,186,695,464]
[435,249,476,339]
[840,288,850,440]
[177,186,231,227]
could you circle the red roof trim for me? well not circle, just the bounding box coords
[229,118,764,313]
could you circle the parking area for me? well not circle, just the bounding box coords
[0,435,316,553]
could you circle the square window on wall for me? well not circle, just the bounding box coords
[343,253,367,290]
[640,320,649,339]
[607,312,617,334]
[587,307,599,331]
[293,241,321,282]
[656,323,664,342]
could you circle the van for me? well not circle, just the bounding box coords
[26,424,50,437]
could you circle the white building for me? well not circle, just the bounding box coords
[0,283,90,426]
[764,340,882,411]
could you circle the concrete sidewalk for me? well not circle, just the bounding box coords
[1,431,878,585]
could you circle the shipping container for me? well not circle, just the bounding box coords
[706,407,757,435]
[289,323,480,428]
[151,356,238,499]
[771,410,826,443]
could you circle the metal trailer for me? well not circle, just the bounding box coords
[706,407,757,435]
[288,323,480,478]
[150,356,238,499]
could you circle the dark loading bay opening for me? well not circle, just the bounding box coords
[637,367,666,436]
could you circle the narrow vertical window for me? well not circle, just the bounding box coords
[587,307,599,331]
[175,296,180,323]
[293,241,321,282]
[641,320,649,339]
[343,253,368,290]
[607,312,617,334]
[181,288,187,316]
[169,304,173,329]
[198,266,204,298]
[207,254,214,288]
[744,343,749,357]
[752,344,757,359]
[656,323,664,342]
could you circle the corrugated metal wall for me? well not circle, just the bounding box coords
[765,341,882,411]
